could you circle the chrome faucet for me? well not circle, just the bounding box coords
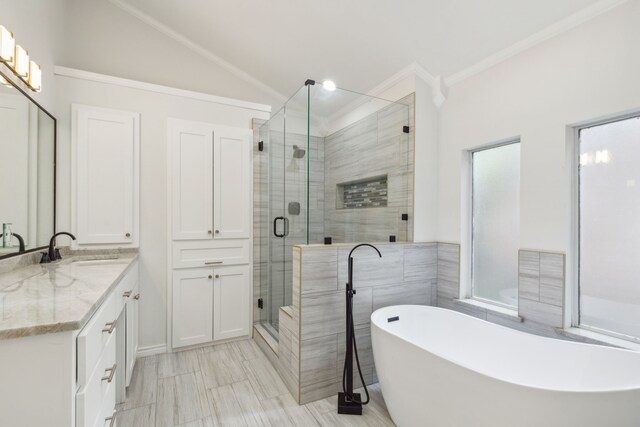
[41,232,76,263]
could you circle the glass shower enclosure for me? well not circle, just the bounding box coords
[256,81,413,338]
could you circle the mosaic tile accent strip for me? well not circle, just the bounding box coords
[339,176,388,209]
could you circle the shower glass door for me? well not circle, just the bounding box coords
[262,86,309,336]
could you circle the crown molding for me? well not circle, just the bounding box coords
[445,0,628,86]
[108,0,287,104]
[54,66,272,113]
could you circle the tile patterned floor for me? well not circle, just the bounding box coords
[117,339,396,427]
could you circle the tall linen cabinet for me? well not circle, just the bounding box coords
[168,119,252,349]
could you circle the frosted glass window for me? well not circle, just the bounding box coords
[472,142,520,308]
[579,116,640,341]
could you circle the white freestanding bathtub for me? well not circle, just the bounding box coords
[371,305,640,427]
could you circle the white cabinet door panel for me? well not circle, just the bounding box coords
[170,121,214,240]
[213,126,251,239]
[74,105,139,245]
[213,265,250,340]
[172,268,213,348]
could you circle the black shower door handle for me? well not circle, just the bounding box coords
[273,216,285,238]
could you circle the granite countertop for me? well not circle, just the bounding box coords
[0,252,138,340]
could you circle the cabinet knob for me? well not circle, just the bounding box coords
[125,232,131,238]
[215,274,220,279]
[134,293,140,300]
[208,230,212,235]
[215,230,220,234]
[208,275,213,279]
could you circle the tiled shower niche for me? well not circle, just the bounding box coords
[338,175,388,209]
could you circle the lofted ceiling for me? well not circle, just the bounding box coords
[113,0,611,99]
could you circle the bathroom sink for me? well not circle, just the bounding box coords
[69,256,125,266]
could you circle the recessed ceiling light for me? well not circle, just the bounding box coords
[322,80,336,91]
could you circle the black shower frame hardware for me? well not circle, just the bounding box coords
[403,125,410,133]
[304,79,316,86]
[258,140,264,151]
[273,216,289,238]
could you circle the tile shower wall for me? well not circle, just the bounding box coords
[278,242,436,404]
[323,95,415,243]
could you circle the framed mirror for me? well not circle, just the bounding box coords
[0,67,55,259]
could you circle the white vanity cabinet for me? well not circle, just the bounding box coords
[0,257,139,427]
[77,260,139,427]
[72,104,140,247]
[169,119,252,349]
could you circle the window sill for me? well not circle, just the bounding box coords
[454,298,523,322]
[559,327,640,351]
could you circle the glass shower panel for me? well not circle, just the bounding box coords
[281,86,309,308]
[311,85,412,244]
[260,109,285,335]
[258,81,414,340]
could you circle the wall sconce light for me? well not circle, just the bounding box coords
[28,60,41,92]
[0,25,41,92]
[0,25,15,65]
[14,45,29,79]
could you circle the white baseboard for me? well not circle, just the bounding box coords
[137,344,167,358]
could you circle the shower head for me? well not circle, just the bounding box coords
[292,145,306,159]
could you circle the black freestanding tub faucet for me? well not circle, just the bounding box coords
[338,243,382,416]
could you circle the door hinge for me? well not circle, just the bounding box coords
[258,140,264,151]
[258,298,264,309]
[403,125,410,133]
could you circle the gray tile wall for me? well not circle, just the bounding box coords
[277,242,436,404]
[517,250,565,328]
[434,244,569,337]
[323,94,415,244]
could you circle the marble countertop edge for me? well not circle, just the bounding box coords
[0,251,139,341]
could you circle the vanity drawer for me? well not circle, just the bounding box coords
[76,331,117,427]
[115,261,139,311]
[77,290,120,387]
[172,239,249,269]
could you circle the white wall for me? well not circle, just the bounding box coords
[413,77,439,241]
[55,75,269,350]
[63,0,281,107]
[377,74,440,242]
[438,1,640,255]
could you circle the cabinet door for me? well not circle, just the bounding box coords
[170,120,214,240]
[172,268,213,348]
[74,105,139,245]
[213,126,251,239]
[125,282,139,387]
[213,265,250,340]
